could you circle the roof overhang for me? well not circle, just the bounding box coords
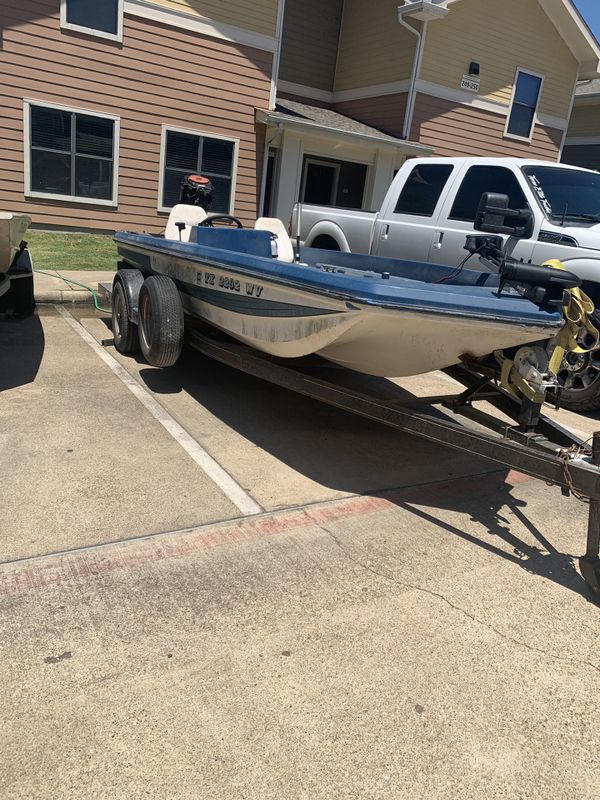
[540,0,600,78]
[256,108,433,156]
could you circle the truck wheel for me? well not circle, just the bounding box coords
[138,275,184,367]
[558,310,600,412]
[112,280,139,354]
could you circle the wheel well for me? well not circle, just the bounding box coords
[310,235,340,251]
[581,281,600,314]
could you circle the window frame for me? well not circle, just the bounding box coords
[504,67,545,144]
[60,0,124,42]
[23,99,120,207]
[158,125,239,214]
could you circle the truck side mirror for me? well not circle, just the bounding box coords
[474,192,534,238]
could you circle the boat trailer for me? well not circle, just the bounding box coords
[175,324,600,596]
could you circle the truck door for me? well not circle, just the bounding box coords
[372,162,455,261]
[428,165,536,268]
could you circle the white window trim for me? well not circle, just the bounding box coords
[60,0,124,42]
[158,124,239,214]
[23,99,120,207]
[503,68,545,144]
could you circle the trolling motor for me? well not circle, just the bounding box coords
[464,234,581,307]
[179,174,214,211]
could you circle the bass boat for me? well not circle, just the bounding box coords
[114,211,578,379]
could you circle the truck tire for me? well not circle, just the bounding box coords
[558,310,600,413]
[112,279,139,354]
[138,275,184,367]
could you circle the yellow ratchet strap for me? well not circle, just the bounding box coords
[499,355,546,403]
[542,259,599,375]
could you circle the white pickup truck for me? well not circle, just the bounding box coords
[292,156,600,411]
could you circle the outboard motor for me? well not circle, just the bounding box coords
[179,174,214,211]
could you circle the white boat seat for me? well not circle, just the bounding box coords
[165,204,208,241]
[254,217,295,263]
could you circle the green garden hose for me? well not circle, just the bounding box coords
[33,269,112,314]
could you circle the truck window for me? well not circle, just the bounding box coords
[394,164,454,217]
[450,166,528,222]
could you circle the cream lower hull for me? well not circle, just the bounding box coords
[183,294,558,378]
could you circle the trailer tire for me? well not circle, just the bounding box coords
[138,275,184,367]
[112,279,139,354]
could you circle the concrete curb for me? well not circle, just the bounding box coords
[35,289,95,304]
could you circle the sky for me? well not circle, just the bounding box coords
[573,0,600,43]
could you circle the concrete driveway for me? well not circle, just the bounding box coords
[1,308,599,799]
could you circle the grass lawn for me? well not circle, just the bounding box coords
[27,230,118,271]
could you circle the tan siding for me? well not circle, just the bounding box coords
[567,102,600,137]
[279,0,343,92]
[332,95,408,139]
[411,94,562,161]
[278,92,333,110]
[421,0,578,119]
[142,0,278,38]
[0,3,272,232]
[334,0,417,91]
[562,144,600,171]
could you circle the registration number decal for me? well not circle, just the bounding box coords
[196,271,264,298]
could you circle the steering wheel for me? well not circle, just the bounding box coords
[198,214,243,228]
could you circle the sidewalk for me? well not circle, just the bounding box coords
[34,270,115,304]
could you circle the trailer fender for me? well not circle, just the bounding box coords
[113,268,144,324]
[305,221,351,253]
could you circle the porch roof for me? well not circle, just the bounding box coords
[256,99,432,156]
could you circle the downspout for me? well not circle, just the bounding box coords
[398,16,427,140]
[269,0,287,110]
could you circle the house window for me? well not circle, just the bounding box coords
[506,70,543,140]
[394,164,454,216]
[300,156,368,209]
[25,102,118,205]
[449,166,528,222]
[60,0,123,41]
[161,128,237,212]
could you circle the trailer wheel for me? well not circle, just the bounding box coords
[138,275,184,367]
[558,310,600,413]
[112,280,139,354]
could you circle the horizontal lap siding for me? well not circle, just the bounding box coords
[332,95,408,139]
[334,0,417,92]
[411,95,562,161]
[420,0,578,120]
[0,3,272,232]
[144,0,278,38]
[567,104,600,137]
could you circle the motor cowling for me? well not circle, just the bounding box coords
[179,174,214,211]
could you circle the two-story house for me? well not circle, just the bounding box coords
[1,0,599,234]
[265,0,600,223]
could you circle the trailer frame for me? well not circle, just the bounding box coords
[182,324,600,596]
